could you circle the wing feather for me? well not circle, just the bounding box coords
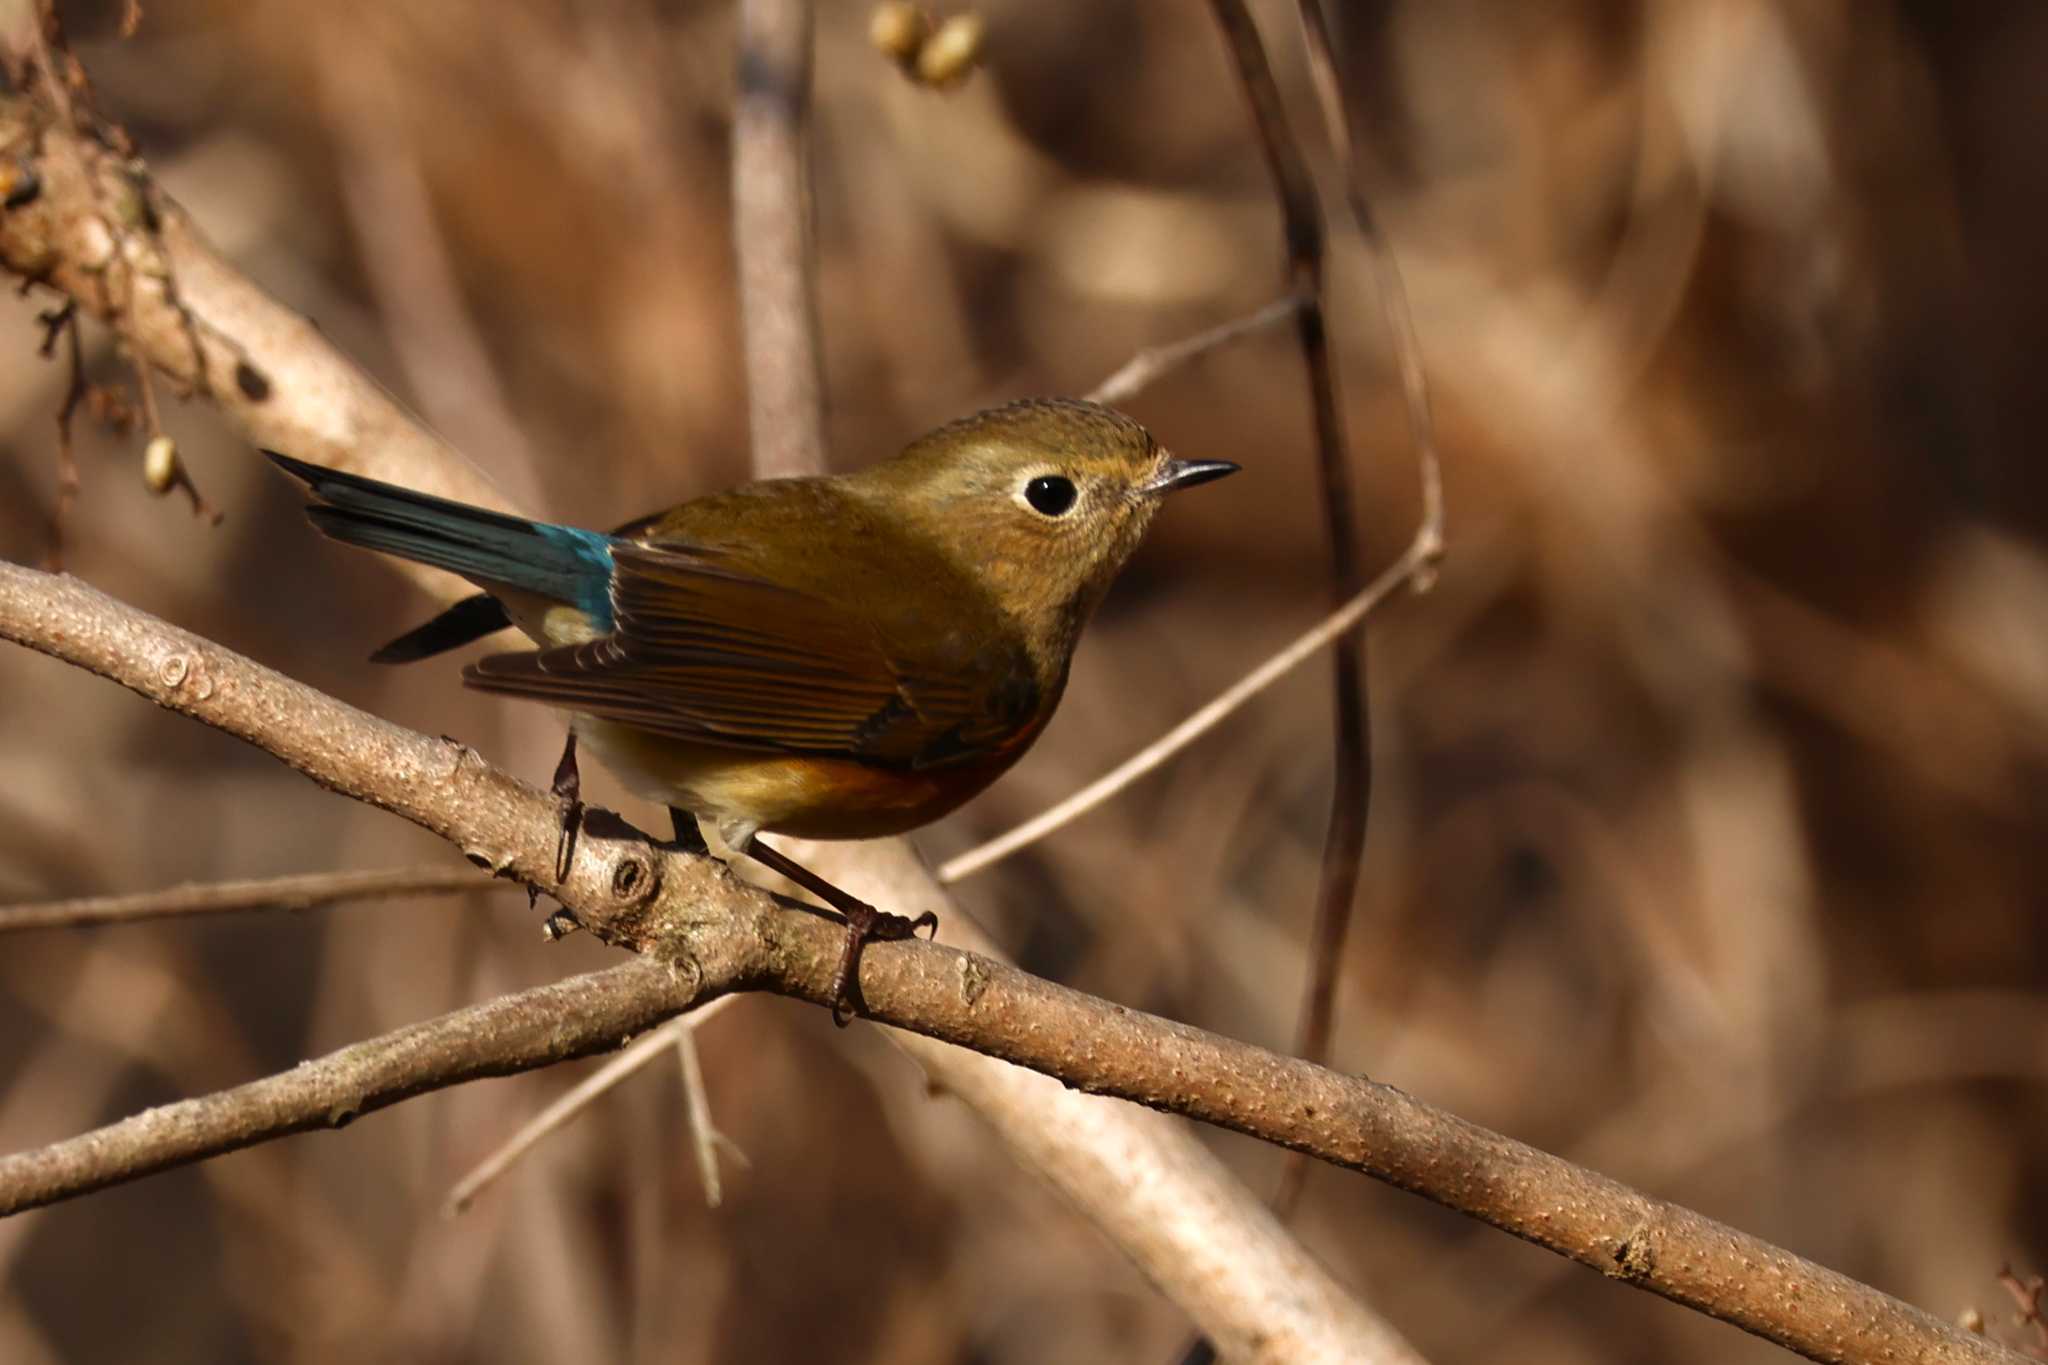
[463,539,1040,768]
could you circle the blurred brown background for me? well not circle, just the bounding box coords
[3,0,2046,1360]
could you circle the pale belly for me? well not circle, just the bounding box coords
[576,715,1015,846]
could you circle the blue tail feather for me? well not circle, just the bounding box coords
[266,451,616,630]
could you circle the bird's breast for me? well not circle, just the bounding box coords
[576,716,1033,840]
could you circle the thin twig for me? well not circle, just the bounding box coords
[1084,294,1305,406]
[25,24,89,572]
[1202,1,1373,1224]
[0,866,491,932]
[733,0,825,478]
[1277,0,1451,1222]
[37,300,83,571]
[442,998,738,1216]
[675,1019,741,1208]
[1291,1,1444,571]
[937,532,1434,884]
[1279,12,1449,1158]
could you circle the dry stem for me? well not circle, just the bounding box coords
[442,999,739,1216]
[1203,1,1374,1206]
[0,866,491,931]
[733,0,825,478]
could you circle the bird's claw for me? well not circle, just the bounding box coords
[550,732,584,885]
[553,802,584,885]
[827,904,941,1027]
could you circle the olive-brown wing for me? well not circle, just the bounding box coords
[462,540,1038,768]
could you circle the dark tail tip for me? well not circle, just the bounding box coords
[263,449,326,487]
[368,593,514,664]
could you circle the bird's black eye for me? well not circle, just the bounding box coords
[1024,475,1078,517]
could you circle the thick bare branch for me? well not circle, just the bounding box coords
[0,563,760,963]
[0,561,2016,1365]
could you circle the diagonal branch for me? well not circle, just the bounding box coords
[0,958,712,1215]
[937,531,1434,884]
[786,835,1427,1365]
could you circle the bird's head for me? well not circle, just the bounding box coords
[868,398,1237,641]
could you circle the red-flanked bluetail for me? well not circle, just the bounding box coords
[269,398,1237,1017]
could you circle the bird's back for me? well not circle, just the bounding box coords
[465,473,1056,775]
[625,475,1054,726]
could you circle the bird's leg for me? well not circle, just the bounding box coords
[739,836,937,1025]
[551,730,584,885]
[665,807,710,856]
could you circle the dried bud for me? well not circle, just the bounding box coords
[915,13,985,88]
[868,3,928,66]
[143,434,179,495]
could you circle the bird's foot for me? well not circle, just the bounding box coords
[827,901,939,1027]
[551,731,585,885]
[666,806,710,856]
[736,834,938,1024]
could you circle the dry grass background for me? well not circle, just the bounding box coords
[2,0,2046,1360]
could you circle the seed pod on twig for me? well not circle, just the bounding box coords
[916,13,985,88]
[868,3,928,68]
[142,434,179,495]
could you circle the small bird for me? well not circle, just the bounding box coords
[269,398,1236,1016]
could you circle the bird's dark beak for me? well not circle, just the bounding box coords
[1142,458,1240,496]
